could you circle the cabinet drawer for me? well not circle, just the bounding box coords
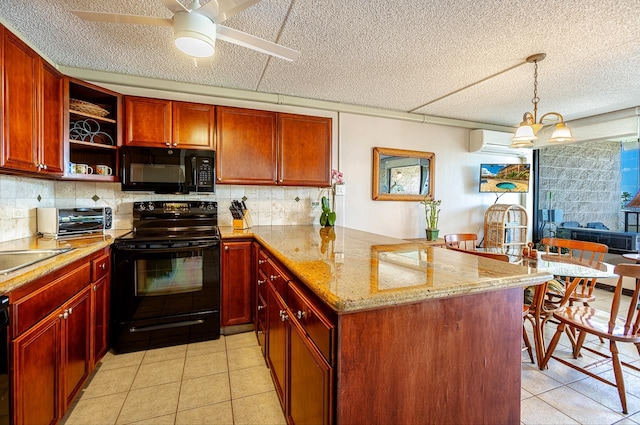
[260,257,288,297]
[288,281,335,364]
[12,263,91,336]
[92,253,110,281]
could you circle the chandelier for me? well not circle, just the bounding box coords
[511,53,575,148]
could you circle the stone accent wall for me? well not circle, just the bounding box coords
[538,140,621,232]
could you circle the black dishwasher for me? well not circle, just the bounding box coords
[0,295,9,425]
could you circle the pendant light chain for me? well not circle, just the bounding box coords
[531,59,540,122]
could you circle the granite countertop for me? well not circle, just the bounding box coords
[0,230,130,295]
[221,225,553,313]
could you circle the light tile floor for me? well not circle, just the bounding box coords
[62,288,640,425]
[61,332,286,425]
[521,287,640,425]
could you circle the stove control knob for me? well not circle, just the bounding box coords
[207,203,214,210]
[199,202,206,210]
[147,203,155,211]
[137,204,146,211]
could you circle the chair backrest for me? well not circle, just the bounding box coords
[610,264,640,337]
[448,246,509,262]
[540,237,608,300]
[539,237,608,267]
[444,233,478,250]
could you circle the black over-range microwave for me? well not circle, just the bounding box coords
[120,146,215,194]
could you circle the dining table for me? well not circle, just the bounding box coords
[516,252,617,369]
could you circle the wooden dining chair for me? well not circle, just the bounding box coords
[444,233,478,250]
[448,247,534,361]
[539,238,609,307]
[540,263,640,414]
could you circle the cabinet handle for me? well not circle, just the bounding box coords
[257,330,264,335]
[258,259,267,265]
[280,311,288,322]
[257,279,265,286]
[100,263,107,270]
[257,305,265,311]
[270,274,279,281]
[93,284,97,291]
[165,142,171,146]
[68,307,73,315]
[224,246,229,251]
[60,311,69,320]
[172,143,178,147]
[296,310,306,320]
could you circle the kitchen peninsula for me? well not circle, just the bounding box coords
[223,225,553,425]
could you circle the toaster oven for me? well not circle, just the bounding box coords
[37,207,112,238]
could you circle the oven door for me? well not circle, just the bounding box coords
[112,241,220,324]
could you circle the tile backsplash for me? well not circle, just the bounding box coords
[0,175,329,243]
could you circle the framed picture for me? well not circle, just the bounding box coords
[373,147,435,201]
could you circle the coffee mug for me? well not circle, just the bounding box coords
[74,163,93,174]
[96,164,113,176]
[67,162,76,174]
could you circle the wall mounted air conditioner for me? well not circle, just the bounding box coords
[469,129,529,158]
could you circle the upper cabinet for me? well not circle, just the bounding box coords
[65,78,121,181]
[216,106,332,187]
[278,113,332,187]
[1,27,64,176]
[216,106,277,185]
[124,96,214,149]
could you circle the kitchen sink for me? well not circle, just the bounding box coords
[0,248,74,275]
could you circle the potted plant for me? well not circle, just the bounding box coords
[421,197,441,240]
[319,196,336,227]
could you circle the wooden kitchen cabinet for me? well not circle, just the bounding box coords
[257,245,335,424]
[90,252,111,364]
[12,283,91,425]
[288,317,333,425]
[266,281,287,403]
[124,96,214,149]
[221,240,253,327]
[216,106,277,185]
[216,106,332,187]
[65,78,121,181]
[278,113,332,187]
[1,26,64,176]
[9,249,111,425]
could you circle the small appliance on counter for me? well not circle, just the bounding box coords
[37,207,112,239]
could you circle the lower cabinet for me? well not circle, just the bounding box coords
[258,246,335,425]
[221,240,253,327]
[266,281,287,402]
[10,248,111,425]
[91,275,109,363]
[288,318,333,425]
[12,286,91,425]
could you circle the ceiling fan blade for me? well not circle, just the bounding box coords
[217,25,300,61]
[197,0,260,24]
[159,0,190,14]
[71,11,172,27]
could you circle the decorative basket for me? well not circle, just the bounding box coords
[69,98,110,117]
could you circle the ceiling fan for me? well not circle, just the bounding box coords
[71,0,300,61]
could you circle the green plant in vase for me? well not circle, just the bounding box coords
[319,196,336,227]
[421,197,441,240]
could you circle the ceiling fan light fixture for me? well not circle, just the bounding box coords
[173,11,216,58]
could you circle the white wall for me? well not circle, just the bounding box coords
[339,113,532,239]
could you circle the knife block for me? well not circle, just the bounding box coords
[233,209,253,230]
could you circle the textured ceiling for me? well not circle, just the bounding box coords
[1,0,639,127]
